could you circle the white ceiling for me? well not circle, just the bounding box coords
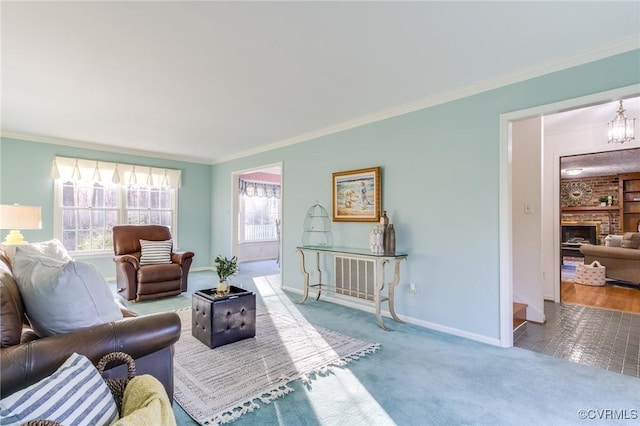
[2,1,640,164]
[560,147,640,178]
[546,97,640,178]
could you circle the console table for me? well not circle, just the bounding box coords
[296,246,408,330]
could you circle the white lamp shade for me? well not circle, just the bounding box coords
[0,205,42,230]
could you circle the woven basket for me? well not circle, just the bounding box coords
[96,351,137,412]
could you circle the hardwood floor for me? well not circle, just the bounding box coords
[560,281,640,313]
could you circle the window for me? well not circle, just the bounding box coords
[239,195,279,242]
[125,185,173,226]
[52,156,180,255]
[60,180,119,252]
[237,178,281,243]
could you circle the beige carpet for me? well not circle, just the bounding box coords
[173,307,379,425]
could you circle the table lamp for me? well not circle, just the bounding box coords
[0,204,42,245]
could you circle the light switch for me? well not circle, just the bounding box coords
[524,202,533,214]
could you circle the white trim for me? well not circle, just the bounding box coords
[499,83,640,348]
[498,115,513,348]
[0,132,211,165]
[234,162,283,175]
[282,286,501,346]
[2,37,638,165]
[213,36,640,164]
[230,162,284,263]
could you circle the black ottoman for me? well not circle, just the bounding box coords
[192,286,256,349]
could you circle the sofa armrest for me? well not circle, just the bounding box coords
[114,254,140,269]
[172,251,195,265]
[114,255,139,300]
[580,245,640,260]
[172,251,195,292]
[0,311,181,399]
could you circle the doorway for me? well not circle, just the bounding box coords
[231,163,283,267]
[559,149,640,313]
[499,85,639,347]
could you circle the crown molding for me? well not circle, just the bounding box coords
[0,131,212,165]
[214,36,640,164]
[2,37,638,165]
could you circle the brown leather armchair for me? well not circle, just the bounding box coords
[0,254,181,400]
[113,225,195,302]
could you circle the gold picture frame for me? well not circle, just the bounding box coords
[332,167,381,222]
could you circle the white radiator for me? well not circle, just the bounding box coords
[334,256,375,301]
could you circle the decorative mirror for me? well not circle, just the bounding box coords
[561,181,592,206]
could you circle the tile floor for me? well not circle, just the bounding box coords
[514,301,640,378]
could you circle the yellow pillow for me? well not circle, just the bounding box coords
[113,375,176,426]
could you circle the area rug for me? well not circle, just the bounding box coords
[173,307,380,425]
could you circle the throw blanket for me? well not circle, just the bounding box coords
[114,375,177,426]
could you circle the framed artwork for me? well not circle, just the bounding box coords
[332,166,381,222]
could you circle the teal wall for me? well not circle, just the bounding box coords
[0,138,212,274]
[210,49,640,340]
[1,49,638,342]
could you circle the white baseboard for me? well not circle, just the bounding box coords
[281,285,502,347]
[191,266,214,272]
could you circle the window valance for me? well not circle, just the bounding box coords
[238,178,281,199]
[51,156,182,188]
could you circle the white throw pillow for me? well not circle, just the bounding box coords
[12,248,123,338]
[139,239,172,265]
[604,234,623,247]
[0,239,71,267]
[0,352,119,426]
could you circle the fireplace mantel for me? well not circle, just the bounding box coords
[562,206,620,212]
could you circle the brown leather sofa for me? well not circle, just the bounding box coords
[113,225,194,302]
[0,253,182,400]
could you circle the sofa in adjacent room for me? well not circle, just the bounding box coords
[580,232,640,284]
[0,248,182,401]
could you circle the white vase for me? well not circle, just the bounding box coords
[216,280,230,296]
[370,226,383,255]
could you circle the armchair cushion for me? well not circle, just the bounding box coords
[138,263,182,283]
[13,249,122,338]
[139,239,172,265]
[0,352,119,425]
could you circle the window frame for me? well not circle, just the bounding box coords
[237,193,280,244]
[54,181,178,258]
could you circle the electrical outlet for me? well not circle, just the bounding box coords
[409,282,417,295]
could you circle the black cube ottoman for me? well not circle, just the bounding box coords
[192,286,256,348]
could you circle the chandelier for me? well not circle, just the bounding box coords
[607,99,635,144]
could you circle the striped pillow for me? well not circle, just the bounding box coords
[0,352,119,425]
[139,239,172,266]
